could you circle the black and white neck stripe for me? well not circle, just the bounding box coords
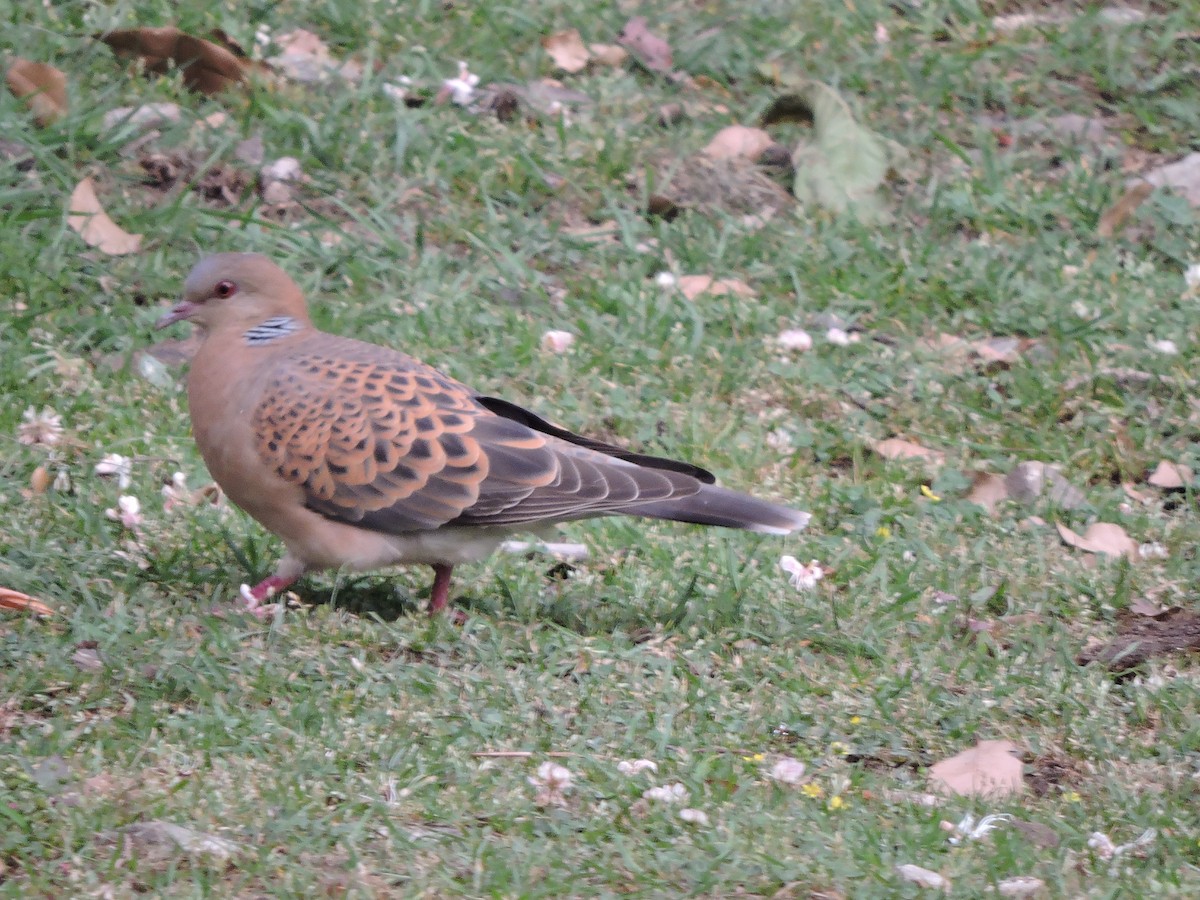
[243,316,300,345]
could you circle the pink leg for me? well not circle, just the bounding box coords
[240,574,298,619]
[428,564,453,614]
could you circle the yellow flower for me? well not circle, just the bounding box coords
[1064,791,1081,803]
[920,485,941,501]
[741,752,765,762]
[828,795,846,810]
[875,525,891,539]
[829,741,851,756]
[849,716,862,725]
[801,783,824,799]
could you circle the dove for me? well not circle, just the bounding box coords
[156,253,810,616]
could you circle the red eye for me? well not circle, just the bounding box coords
[215,280,237,298]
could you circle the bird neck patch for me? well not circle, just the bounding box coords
[243,316,300,345]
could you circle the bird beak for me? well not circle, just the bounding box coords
[154,300,198,330]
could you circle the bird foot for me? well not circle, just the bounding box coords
[239,574,298,619]
[239,584,280,619]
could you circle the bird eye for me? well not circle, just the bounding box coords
[215,280,237,299]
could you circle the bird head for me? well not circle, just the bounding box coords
[156,253,311,333]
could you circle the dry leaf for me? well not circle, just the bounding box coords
[895,864,949,890]
[966,472,1008,513]
[1129,596,1169,617]
[617,16,673,73]
[0,587,54,617]
[871,438,946,466]
[677,275,756,300]
[542,30,590,73]
[1004,461,1085,509]
[270,28,343,83]
[1055,521,1138,559]
[929,740,1023,798]
[67,178,142,256]
[116,820,241,861]
[30,466,51,495]
[588,43,628,67]
[1122,482,1155,504]
[98,27,251,95]
[1132,152,1200,208]
[1097,182,1153,237]
[6,59,68,125]
[702,125,774,161]
[1147,459,1192,490]
[996,876,1046,898]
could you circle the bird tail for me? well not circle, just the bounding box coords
[624,484,810,535]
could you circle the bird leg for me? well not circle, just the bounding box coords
[428,564,454,615]
[239,574,298,619]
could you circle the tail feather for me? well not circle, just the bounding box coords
[624,484,810,535]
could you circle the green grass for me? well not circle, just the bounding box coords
[3,0,1200,895]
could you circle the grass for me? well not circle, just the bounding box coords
[3,0,1200,895]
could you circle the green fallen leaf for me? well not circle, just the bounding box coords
[790,81,892,220]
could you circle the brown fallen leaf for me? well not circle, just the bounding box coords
[929,739,1024,798]
[6,59,68,126]
[98,26,252,95]
[1097,182,1153,238]
[966,472,1008,513]
[1122,482,1155,504]
[1147,459,1193,490]
[270,28,347,83]
[871,438,946,466]
[588,43,628,67]
[617,16,672,73]
[1055,521,1138,559]
[30,466,51,495]
[67,178,142,256]
[542,29,590,73]
[1129,596,1170,618]
[677,275,755,301]
[702,125,774,161]
[0,587,54,617]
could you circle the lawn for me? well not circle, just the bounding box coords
[3,0,1200,895]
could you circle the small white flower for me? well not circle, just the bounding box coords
[1185,263,1200,291]
[642,782,687,803]
[679,807,709,825]
[18,406,63,447]
[540,329,575,354]
[825,326,855,346]
[1061,264,1081,278]
[1139,541,1168,560]
[902,550,916,562]
[617,759,658,776]
[776,329,813,352]
[945,812,1011,845]
[1148,338,1178,355]
[874,22,890,43]
[780,555,824,590]
[254,25,272,48]
[654,271,677,289]
[1071,300,1094,319]
[769,757,807,785]
[52,469,71,492]
[105,495,143,530]
[443,60,480,105]
[95,453,132,489]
